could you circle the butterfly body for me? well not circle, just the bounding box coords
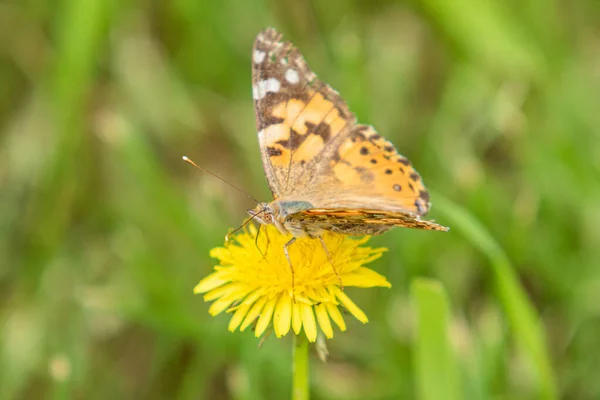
[249,200,316,237]
[250,28,449,240]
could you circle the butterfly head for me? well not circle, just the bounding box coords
[248,200,315,235]
[248,202,273,225]
[248,202,288,235]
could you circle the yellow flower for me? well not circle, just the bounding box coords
[194,224,391,342]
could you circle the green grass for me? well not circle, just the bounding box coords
[411,279,461,400]
[1,0,599,398]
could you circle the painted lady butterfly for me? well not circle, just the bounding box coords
[248,27,448,251]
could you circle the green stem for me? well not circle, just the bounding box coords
[292,334,309,400]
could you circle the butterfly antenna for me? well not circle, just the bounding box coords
[182,156,260,203]
[225,208,265,241]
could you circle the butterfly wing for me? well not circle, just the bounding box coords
[285,208,449,235]
[310,124,433,215]
[252,28,356,198]
[252,28,441,227]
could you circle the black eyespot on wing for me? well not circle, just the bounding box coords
[276,129,305,149]
[257,115,285,131]
[355,166,374,183]
[354,125,369,135]
[305,121,332,142]
[414,199,427,214]
[267,147,282,157]
[360,147,369,155]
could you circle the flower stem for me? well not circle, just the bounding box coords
[292,334,309,400]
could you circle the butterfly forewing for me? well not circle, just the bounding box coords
[252,28,356,197]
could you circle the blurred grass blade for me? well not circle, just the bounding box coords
[433,192,557,399]
[416,0,542,77]
[411,278,461,400]
[22,0,118,281]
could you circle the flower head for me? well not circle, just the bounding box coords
[194,224,390,342]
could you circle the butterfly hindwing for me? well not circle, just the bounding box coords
[318,125,432,215]
[285,209,448,235]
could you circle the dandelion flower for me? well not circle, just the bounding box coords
[194,224,391,342]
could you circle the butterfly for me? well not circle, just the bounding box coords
[247,28,448,265]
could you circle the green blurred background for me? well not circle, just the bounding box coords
[1,0,599,399]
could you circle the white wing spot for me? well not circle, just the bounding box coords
[254,78,280,99]
[253,50,266,64]
[255,82,266,99]
[285,69,300,84]
[265,78,280,93]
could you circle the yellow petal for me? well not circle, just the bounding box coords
[208,296,237,316]
[203,283,247,302]
[228,285,255,299]
[194,270,229,293]
[292,302,302,334]
[304,287,317,301]
[240,296,268,331]
[325,302,346,331]
[341,267,391,288]
[255,296,277,337]
[301,303,317,342]
[315,304,333,339]
[294,292,315,306]
[241,289,264,306]
[353,236,371,246]
[334,287,368,324]
[355,248,387,264]
[316,286,336,304]
[229,303,251,331]
[209,247,230,260]
[273,293,292,337]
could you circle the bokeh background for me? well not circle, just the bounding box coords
[1,0,599,399]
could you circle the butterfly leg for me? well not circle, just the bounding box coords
[254,224,270,259]
[283,237,297,302]
[263,225,271,254]
[255,224,265,258]
[317,236,343,290]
